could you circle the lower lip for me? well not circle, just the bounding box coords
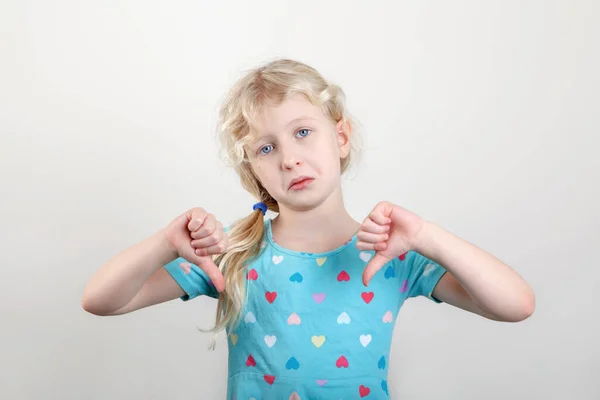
[289,178,314,190]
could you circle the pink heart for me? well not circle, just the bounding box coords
[179,262,191,274]
[382,310,393,323]
[287,313,301,325]
[312,293,326,304]
[400,279,409,293]
[316,379,328,386]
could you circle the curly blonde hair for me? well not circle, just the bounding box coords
[207,58,362,346]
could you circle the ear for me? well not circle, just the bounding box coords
[336,119,352,159]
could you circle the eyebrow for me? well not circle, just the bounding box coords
[285,116,318,127]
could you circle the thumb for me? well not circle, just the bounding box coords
[362,252,391,287]
[195,256,226,293]
[181,245,225,293]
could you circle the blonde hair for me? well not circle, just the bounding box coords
[206,58,361,346]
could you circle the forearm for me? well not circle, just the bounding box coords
[414,222,535,321]
[82,228,178,315]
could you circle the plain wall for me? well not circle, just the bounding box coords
[1,0,598,399]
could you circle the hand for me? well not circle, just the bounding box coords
[356,201,426,286]
[164,207,228,292]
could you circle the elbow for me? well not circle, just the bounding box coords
[81,296,102,316]
[506,289,536,322]
[520,291,536,320]
[81,291,113,316]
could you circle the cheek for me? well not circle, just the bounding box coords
[255,164,276,187]
[323,145,342,170]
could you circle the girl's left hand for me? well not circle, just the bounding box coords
[357,201,427,286]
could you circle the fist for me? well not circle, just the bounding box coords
[164,207,228,292]
[357,201,425,286]
[187,209,229,257]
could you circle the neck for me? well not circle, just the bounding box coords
[270,187,360,252]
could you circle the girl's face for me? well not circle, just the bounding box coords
[245,93,351,212]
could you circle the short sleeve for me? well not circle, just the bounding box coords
[163,257,219,300]
[398,251,447,303]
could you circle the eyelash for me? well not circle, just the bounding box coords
[258,128,312,155]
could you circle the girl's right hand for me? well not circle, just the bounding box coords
[164,208,228,292]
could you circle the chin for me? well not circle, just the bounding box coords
[281,193,331,212]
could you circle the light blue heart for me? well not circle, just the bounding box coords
[378,356,386,369]
[289,272,303,283]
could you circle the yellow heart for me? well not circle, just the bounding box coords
[230,333,238,346]
[311,335,326,348]
[316,257,327,267]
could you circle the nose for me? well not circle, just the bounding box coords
[280,146,302,170]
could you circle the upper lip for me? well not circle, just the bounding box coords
[288,176,313,189]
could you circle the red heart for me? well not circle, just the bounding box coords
[246,354,256,367]
[361,292,374,304]
[265,291,277,303]
[264,375,275,385]
[399,252,407,261]
[337,270,350,282]
[336,355,349,368]
[247,268,258,280]
[359,385,371,397]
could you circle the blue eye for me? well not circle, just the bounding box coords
[296,128,311,138]
[259,144,273,155]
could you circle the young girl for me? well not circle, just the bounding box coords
[82,59,535,399]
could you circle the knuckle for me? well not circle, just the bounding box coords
[191,207,206,216]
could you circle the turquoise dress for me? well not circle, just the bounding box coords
[164,218,447,399]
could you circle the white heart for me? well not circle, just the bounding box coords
[337,312,351,324]
[423,263,436,276]
[244,311,256,323]
[264,335,277,348]
[360,334,372,347]
[359,252,372,262]
[272,255,284,265]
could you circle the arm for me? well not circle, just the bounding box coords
[417,222,535,322]
[81,228,184,316]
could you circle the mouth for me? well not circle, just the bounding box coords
[288,176,314,190]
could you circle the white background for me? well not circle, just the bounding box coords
[1,1,598,399]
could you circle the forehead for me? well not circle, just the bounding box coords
[251,93,325,135]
